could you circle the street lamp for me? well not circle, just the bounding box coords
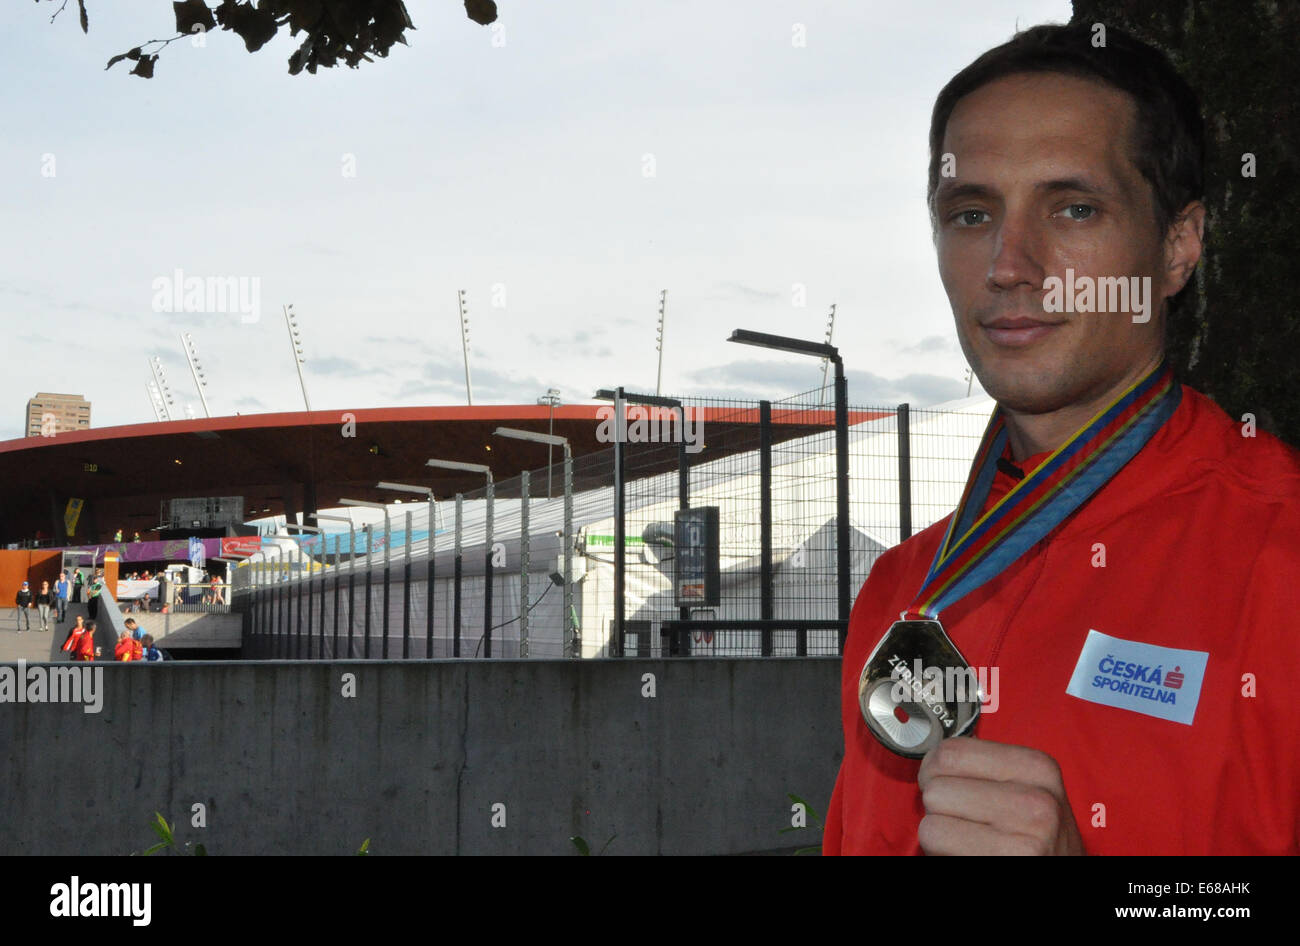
[286,523,322,658]
[728,328,850,648]
[595,387,691,662]
[340,499,392,658]
[314,513,356,659]
[378,481,436,659]
[427,459,493,657]
[494,427,575,658]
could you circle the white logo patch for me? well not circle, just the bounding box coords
[1065,629,1208,726]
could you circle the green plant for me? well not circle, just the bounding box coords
[138,812,207,856]
[356,838,371,856]
[570,834,616,856]
[780,793,824,856]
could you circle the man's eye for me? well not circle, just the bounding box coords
[1059,203,1096,221]
[952,209,990,226]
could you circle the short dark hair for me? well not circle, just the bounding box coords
[927,23,1204,240]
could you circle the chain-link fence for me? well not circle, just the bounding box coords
[235,388,993,660]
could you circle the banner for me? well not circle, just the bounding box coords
[188,537,206,568]
[64,498,84,538]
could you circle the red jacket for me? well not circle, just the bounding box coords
[114,636,143,662]
[825,386,1300,855]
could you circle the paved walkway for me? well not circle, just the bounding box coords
[0,608,63,662]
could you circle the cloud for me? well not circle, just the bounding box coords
[682,359,965,407]
[895,334,956,355]
[308,356,386,377]
[709,281,783,303]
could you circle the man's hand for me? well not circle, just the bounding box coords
[917,737,1085,856]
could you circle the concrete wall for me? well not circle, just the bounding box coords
[0,657,843,855]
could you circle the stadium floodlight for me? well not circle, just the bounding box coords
[181,332,211,418]
[425,458,491,476]
[283,304,311,411]
[729,326,850,638]
[495,427,575,657]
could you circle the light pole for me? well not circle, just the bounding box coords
[379,481,436,659]
[729,328,850,648]
[427,459,493,657]
[181,332,211,418]
[592,387,627,657]
[149,356,176,421]
[596,388,691,656]
[655,290,667,396]
[286,524,322,658]
[315,513,357,659]
[536,389,561,499]
[341,499,392,659]
[494,427,574,658]
[284,303,311,411]
[457,290,473,406]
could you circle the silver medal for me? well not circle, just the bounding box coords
[858,619,981,759]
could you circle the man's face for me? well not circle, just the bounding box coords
[934,73,1176,416]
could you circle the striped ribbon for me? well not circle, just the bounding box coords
[909,360,1180,619]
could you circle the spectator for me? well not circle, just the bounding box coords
[86,571,104,620]
[139,593,152,613]
[35,580,54,632]
[210,576,226,605]
[15,581,32,632]
[133,532,141,543]
[114,529,123,542]
[114,628,143,662]
[72,569,84,603]
[54,571,70,623]
[124,617,144,640]
[60,614,87,656]
[141,634,165,662]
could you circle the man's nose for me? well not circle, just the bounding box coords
[986,215,1046,294]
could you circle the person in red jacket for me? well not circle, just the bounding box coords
[72,621,99,661]
[114,628,143,662]
[824,24,1300,855]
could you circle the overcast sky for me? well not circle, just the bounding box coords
[1,0,1069,441]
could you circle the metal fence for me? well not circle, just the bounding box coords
[234,388,992,660]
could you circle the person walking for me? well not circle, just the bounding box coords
[73,621,100,661]
[86,571,104,620]
[35,580,54,632]
[54,571,70,623]
[15,581,33,632]
[60,614,87,656]
[72,569,84,603]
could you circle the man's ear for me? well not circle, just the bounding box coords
[1162,200,1205,299]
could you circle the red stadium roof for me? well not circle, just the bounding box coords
[0,404,885,546]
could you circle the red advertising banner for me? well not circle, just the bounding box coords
[221,536,262,556]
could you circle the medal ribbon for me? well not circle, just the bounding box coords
[907,360,1180,620]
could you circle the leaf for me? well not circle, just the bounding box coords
[356,838,370,855]
[464,0,497,26]
[173,0,216,36]
[569,835,590,856]
[77,0,88,33]
[786,792,821,824]
[131,54,157,78]
[150,812,173,843]
[194,843,208,856]
[215,0,279,53]
[596,834,617,856]
[142,841,170,856]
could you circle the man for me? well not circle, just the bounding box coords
[124,617,143,640]
[86,570,104,620]
[14,581,33,632]
[54,571,70,623]
[114,628,143,662]
[824,24,1300,855]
